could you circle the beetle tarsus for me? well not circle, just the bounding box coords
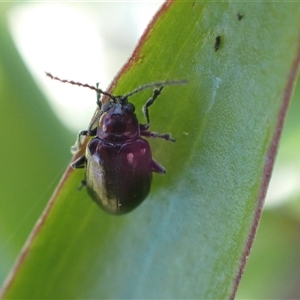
[141,131,175,142]
[78,180,87,190]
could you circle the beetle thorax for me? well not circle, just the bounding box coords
[97,106,140,143]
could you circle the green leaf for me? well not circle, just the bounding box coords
[1,2,300,299]
[236,77,300,299]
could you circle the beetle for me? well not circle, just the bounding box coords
[46,73,186,214]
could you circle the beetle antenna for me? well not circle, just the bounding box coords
[122,79,188,99]
[45,72,114,99]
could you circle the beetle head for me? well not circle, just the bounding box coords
[97,96,139,142]
[101,96,135,116]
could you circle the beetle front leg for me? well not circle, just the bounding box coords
[71,127,97,153]
[150,159,166,174]
[141,86,164,127]
[141,130,175,142]
[71,130,88,153]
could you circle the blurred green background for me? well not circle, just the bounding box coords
[0,3,300,299]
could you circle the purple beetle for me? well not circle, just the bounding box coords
[47,73,186,214]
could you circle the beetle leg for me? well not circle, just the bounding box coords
[141,130,175,142]
[71,130,89,153]
[150,159,166,174]
[77,180,87,191]
[142,86,164,126]
[71,127,97,153]
[87,126,97,136]
[71,155,86,169]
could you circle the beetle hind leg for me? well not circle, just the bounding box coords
[150,159,166,174]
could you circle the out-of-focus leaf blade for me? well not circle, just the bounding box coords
[0,3,73,286]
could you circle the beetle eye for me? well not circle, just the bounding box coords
[124,102,135,113]
[102,102,112,112]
